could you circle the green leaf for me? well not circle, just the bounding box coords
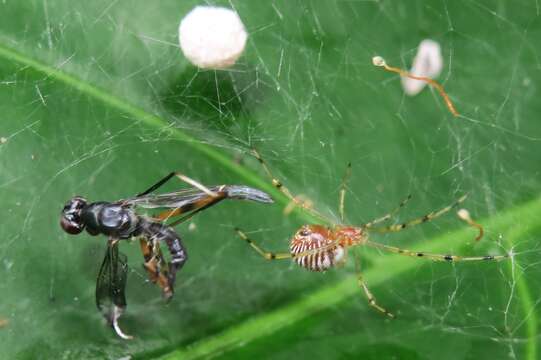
[1,1,540,359]
[160,196,541,360]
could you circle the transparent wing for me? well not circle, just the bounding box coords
[122,185,273,209]
[95,242,132,339]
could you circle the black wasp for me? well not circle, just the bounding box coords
[60,172,273,339]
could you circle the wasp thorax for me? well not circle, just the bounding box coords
[289,225,346,272]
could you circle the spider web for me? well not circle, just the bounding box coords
[0,0,540,359]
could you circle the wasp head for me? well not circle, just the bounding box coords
[60,196,88,234]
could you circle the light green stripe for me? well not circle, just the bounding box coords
[159,196,541,360]
[0,44,258,188]
[0,43,322,224]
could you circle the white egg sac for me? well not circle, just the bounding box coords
[178,6,248,69]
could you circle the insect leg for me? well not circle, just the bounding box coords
[139,238,173,299]
[136,172,218,198]
[137,172,177,197]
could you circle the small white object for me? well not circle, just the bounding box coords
[457,208,471,221]
[401,39,443,96]
[178,6,248,69]
[372,56,386,67]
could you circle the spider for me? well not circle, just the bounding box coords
[235,150,509,318]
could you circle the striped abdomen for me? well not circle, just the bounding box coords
[289,225,347,272]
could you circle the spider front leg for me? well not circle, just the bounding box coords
[235,227,348,261]
[362,194,413,229]
[251,149,329,222]
[235,228,293,260]
[354,251,395,318]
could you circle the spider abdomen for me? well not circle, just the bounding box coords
[290,239,345,272]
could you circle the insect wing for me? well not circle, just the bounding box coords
[125,187,218,209]
[95,243,132,339]
[124,185,273,210]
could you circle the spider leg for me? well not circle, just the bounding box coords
[354,251,395,318]
[235,228,292,260]
[251,149,331,223]
[369,194,467,234]
[365,240,508,262]
[235,228,347,261]
[339,162,352,223]
[362,194,413,229]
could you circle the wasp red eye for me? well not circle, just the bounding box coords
[60,216,84,234]
[60,196,87,235]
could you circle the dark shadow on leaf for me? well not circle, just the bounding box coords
[159,64,267,132]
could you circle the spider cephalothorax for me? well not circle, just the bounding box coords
[60,196,88,234]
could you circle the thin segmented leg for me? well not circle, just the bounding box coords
[369,194,468,234]
[339,162,352,223]
[235,227,343,260]
[364,240,508,262]
[136,172,218,198]
[235,228,293,260]
[137,172,176,197]
[139,238,173,299]
[144,221,188,298]
[251,149,330,223]
[361,194,413,229]
[354,251,395,318]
